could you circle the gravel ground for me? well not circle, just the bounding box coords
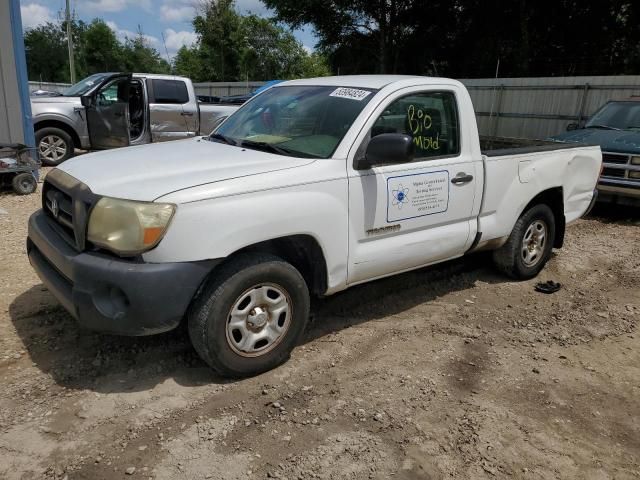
[1,174,639,480]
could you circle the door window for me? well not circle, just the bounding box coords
[371,91,460,159]
[151,79,189,104]
[96,79,127,106]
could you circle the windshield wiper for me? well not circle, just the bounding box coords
[585,124,621,131]
[240,139,320,158]
[208,133,237,145]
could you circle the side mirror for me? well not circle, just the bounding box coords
[80,95,92,108]
[566,122,579,131]
[356,133,415,170]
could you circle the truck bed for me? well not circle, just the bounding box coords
[480,136,593,157]
[476,140,601,251]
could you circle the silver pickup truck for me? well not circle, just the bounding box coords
[31,73,238,165]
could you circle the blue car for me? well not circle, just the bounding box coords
[550,100,640,206]
[217,80,283,105]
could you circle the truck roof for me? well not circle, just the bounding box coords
[132,73,191,81]
[279,75,453,90]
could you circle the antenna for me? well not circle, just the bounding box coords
[160,31,172,70]
[65,0,75,83]
[488,58,500,129]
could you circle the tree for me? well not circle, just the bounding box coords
[24,18,170,82]
[264,0,640,77]
[238,15,327,80]
[174,45,205,81]
[180,0,332,81]
[81,19,123,73]
[193,0,243,81]
[296,52,332,77]
[263,0,421,74]
[121,32,171,74]
[24,22,69,82]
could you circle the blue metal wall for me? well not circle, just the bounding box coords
[0,0,35,147]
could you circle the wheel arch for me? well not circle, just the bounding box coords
[205,234,329,298]
[34,119,81,150]
[520,187,565,248]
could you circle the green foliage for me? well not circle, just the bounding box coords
[173,46,204,81]
[24,0,329,83]
[80,20,123,73]
[24,22,69,83]
[264,0,640,77]
[176,0,332,81]
[297,52,332,78]
[23,0,640,81]
[121,35,171,74]
[24,18,170,82]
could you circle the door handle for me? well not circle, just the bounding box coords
[451,173,474,185]
[180,112,194,117]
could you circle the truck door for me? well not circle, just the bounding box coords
[347,86,482,284]
[84,74,131,149]
[147,78,198,142]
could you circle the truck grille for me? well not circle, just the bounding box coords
[42,170,96,251]
[44,184,74,239]
[601,152,633,179]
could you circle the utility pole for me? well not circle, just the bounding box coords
[65,0,75,83]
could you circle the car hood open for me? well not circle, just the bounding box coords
[57,138,315,201]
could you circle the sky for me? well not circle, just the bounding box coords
[19,0,318,59]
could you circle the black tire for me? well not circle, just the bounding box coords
[35,127,74,166]
[12,172,37,195]
[493,204,556,279]
[188,253,310,378]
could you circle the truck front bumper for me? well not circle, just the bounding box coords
[27,209,219,336]
[597,178,640,205]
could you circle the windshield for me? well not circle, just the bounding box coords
[63,73,110,97]
[214,85,377,158]
[585,101,640,131]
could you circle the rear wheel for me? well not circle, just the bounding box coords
[493,204,556,279]
[36,127,74,166]
[188,253,310,377]
[12,172,37,195]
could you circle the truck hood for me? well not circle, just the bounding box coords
[549,128,640,155]
[57,138,315,201]
[31,96,80,105]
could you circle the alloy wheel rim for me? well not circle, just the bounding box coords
[521,219,547,267]
[38,135,67,162]
[226,283,292,357]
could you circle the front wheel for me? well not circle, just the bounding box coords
[493,204,556,279]
[36,127,74,166]
[188,253,310,377]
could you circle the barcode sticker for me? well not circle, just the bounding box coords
[329,87,372,101]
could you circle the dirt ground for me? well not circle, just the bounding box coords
[1,174,639,480]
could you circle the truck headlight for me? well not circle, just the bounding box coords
[631,156,640,165]
[87,197,175,255]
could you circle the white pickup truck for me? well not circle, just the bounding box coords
[27,75,601,377]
